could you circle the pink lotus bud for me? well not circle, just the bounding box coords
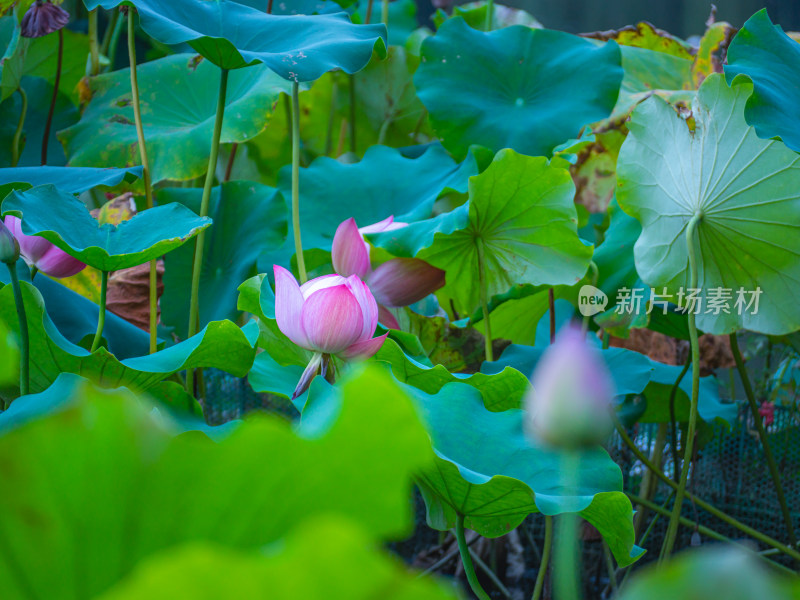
[525,325,616,448]
[274,265,387,358]
[331,218,371,279]
[367,258,446,308]
[3,216,85,278]
[21,1,70,38]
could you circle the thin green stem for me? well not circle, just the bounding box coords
[186,67,229,393]
[100,8,119,57]
[485,0,494,31]
[290,81,307,283]
[454,514,490,600]
[602,540,618,593]
[531,515,552,600]
[106,8,126,71]
[88,9,100,76]
[612,415,800,562]
[549,288,555,343]
[381,0,389,25]
[730,332,797,548]
[11,87,27,167]
[669,352,692,482]
[661,214,702,561]
[128,11,158,355]
[41,29,63,165]
[90,271,108,352]
[582,261,599,333]
[7,262,29,396]
[476,237,492,362]
[348,74,356,153]
[365,0,374,23]
[469,548,512,599]
[554,452,582,600]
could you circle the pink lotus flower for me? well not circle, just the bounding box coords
[525,325,616,448]
[331,217,445,329]
[274,265,387,398]
[3,216,86,279]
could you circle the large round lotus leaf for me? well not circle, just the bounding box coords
[407,382,642,567]
[85,0,386,77]
[0,367,434,599]
[59,54,290,184]
[414,18,623,159]
[276,143,475,251]
[613,45,693,117]
[157,181,287,339]
[0,283,256,398]
[617,74,800,335]
[2,185,211,271]
[725,9,800,152]
[414,149,593,317]
[0,166,142,200]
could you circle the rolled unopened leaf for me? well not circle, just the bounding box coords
[525,325,616,448]
[21,1,70,38]
[367,258,446,308]
[3,216,85,278]
[0,220,20,265]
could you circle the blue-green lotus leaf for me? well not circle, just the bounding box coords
[2,184,211,271]
[414,18,623,159]
[0,166,142,199]
[84,0,386,77]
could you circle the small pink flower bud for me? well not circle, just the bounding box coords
[3,216,85,278]
[525,325,616,448]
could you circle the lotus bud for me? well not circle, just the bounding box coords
[3,216,86,278]
[0,220,20,265]
[274,265,388,398]
[331,218,370,279]
[21,1,70,38]
[367,258,446,308]
[524,325,616,448]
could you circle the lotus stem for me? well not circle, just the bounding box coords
[41,29,63,165]
[554,452,582,600]
[106,8,126,71]
[88,9,100,76]
[7,262,29,396]
[454,513,490,600]
[661,213,702,561]
[224,143,238,182]
[476,237,492,362]
[366,0,374,23]
[485,0,494,31]
[669,353,691,482]
[612,414,800,562]
[11,87,27,167]
[186,67,229,393]
[348,75,356,153]
[381,0,389,25]
[288,81,308,283]
[90,270,108,352]
[531,515,552,600]
[549,288,555,343]
[730,332,797,548]
[127,11,158,354]
[100,8,119,57]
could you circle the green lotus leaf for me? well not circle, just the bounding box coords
[98,520,456,600]
[276,143,475,252]
[0,366,433,599]
[614,45,694,117]
[0,319,16,387]
[0,282,255,399]
[0,166,142,199]
[617,73,800,334]
[157,181,287,338]
[0,75,78,167]
[237,0,348,14]
[2,184,210,271]
[18,27,90,106]
[433,2,543,31]
[725,10,800,152]
[414,17,623,159]
[59,54,291,184]
[415,149,593,317]
[84,0,386,76]
[352,0,417,46]
[0,14,24,102]
[0,262,150,359]
[407,382,642,567]
[375,338,530,412]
